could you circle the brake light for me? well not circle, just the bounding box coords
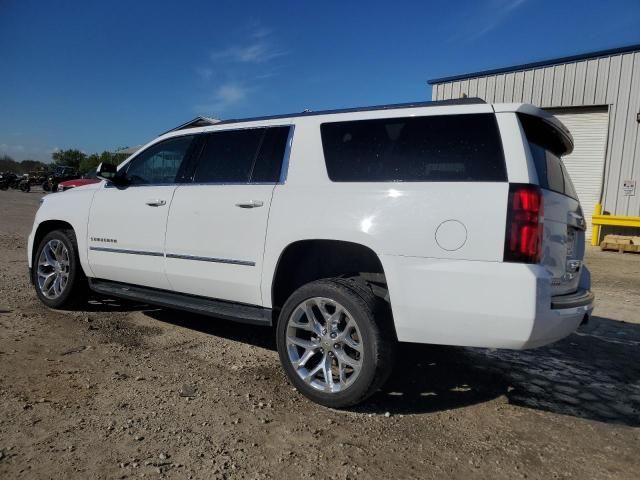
[504,184,544,263]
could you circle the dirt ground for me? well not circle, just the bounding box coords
[1,188,639,480]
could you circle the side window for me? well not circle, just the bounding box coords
[125,136,194,185]
[194,129,264,183]
[320,114,506,182]
[193,126,290,184]
[529,142,565,193]
[251,126,290,183]
[519,113,577,200]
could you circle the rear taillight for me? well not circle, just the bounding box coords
[504,184,544,264]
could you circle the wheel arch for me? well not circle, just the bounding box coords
[268,239,391,321]
[30,220,78,272]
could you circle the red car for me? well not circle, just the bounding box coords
[56,169,100,192]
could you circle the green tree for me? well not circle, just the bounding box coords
[52,149,86,170]
[78,151,126,174]
[0,154,19,173]
[20,159,48,173]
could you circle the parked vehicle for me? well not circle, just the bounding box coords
[0,172,12,190]
[42,166,79,192]
[19,174,31,192]
[0,172,21,190]
[56,168,100,192]
[27,169,48,186]
[28,99,594,407]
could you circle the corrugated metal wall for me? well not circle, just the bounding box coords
[431,50,640,217]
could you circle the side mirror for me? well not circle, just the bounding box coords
[96,162,117,181]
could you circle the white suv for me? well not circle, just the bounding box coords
[28,99,594,407]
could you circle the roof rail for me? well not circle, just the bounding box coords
[205,98,486,127]
[160,116,221,136]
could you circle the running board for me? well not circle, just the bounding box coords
[88,279,272,326]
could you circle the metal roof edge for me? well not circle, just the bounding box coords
[427,43,640,85]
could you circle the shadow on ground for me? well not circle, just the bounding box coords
[366,315,640,426]
[90,296,640,426]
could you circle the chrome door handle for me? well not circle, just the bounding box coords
[145,199,167,207]
[235,200,264,209]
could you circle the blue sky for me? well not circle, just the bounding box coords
[1,0,639,162]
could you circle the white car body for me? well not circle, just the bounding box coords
[28,100,593,350]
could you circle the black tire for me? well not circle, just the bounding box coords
[32,229,88,309]
[276,278,396,408]
[42,181,50,192]
[0,183,7,191]
[20,182,30,192]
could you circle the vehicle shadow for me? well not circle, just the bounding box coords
[91,296,640,426]
[62,296,152,313]
[143,307,277,351]
[363,315,640,427]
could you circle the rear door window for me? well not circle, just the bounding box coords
[251,126,290,183]
[194,128,264,183]
[320,113,506,182]
[193,126,290,183]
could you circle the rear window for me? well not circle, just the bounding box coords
[518,113,577,200]
[320,113,506,182]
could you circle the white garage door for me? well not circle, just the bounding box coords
[546,107,609,240]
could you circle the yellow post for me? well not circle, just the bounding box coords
[591,203,602,246]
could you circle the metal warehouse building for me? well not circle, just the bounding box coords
[429,44,640,239]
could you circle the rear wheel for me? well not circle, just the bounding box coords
[276,278,395,408]
[32,229,87,308]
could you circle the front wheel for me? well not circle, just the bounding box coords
[276,278,395,408]
[32,229,87,308]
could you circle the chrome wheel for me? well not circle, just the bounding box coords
[286,297,363,393]
[37,239,70,299]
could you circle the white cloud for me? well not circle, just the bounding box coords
[479,0,530,36]
[451,0,530,41]
[210,41,286,64]
[196,66,213,81]
[216,84,247,105]
[0,143,25,152]
[195,84,249,115]
[194,23,288,115]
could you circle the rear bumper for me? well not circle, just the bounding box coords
[382,255,594,350]
[551,289,594,309]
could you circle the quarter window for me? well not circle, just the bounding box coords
[125,136,194,185]
[519,113,578,200]
[320,114,506,182]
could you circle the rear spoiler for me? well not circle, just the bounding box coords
[493,103,574,155]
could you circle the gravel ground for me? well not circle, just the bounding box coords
[1,188,639,479]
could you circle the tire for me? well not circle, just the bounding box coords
[20,182,30,192]
[42,181,50,192]
[32,229,87,309]
[276,278,395,408]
